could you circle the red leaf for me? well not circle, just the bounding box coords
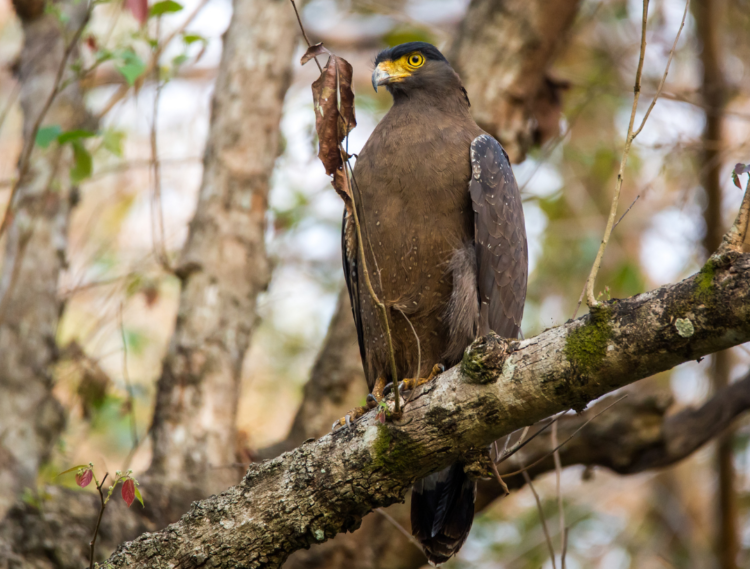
[125,0,148,25]
[85,35,98,51]
[76,469,93,488]
[122,478,135,507]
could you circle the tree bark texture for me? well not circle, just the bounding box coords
[450,0,581,163]
[285,369,750,569]
[148,0,298,494]
[0,0,90,518]
[102,247,750,569]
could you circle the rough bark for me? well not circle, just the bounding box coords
[100,243,750,568]
[450,0,581,163]
[0,0,90,518]
[693,1,737,567]
[148,0,297,494]
[284,370,750,569]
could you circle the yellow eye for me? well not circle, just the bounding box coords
[406,53,424,68]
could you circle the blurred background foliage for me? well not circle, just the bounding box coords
[2,0,750,567]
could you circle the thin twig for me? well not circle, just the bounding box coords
[95,0,209,119]
[149,23,169,269]
[375,508,425,554]
[490,458,510,496]
[343,158,401,414]
[584,0,688,307]
[0,5,91,239]
[119,304,139,457]
[502,395,629,478]
[89,471,109,569]
[523,470,557,569]
[290,0,322,72]
[496,419,558,465]
[0,82,21,135]
[612,194,641,231]
[552,420,566,569]
[396,307,421,398]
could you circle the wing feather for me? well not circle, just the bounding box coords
[469,135,528,339]
[341,209,372,389]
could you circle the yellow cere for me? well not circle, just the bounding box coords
[375,52,425,83]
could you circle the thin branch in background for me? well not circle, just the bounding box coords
[523,470,557,569]
[612,194,641,231]
[0,230,32,327]
[0,3,92,239]
[502,395,628,478]
[149,20,169,269]
[95,0,210,119]
[375,508,425,554]
[584,0,689,307]
[496,419,557,465]
[0,81,21,135]
[119,303,139,460]
[552,420,566,569]
[290,0,322,72]
[490,458,510,496]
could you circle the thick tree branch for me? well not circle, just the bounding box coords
[104,239,750,567]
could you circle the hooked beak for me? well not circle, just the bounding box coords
[371,61,409,92]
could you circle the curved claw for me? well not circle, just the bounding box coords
[366,393,378,408]
[345,414,352,428]
[383,382,394,397]
[332,420,340,432]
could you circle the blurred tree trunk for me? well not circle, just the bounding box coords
[0,0,90,518]
[147,0,297,495]
[450,0,581,163]
[693,1,737,568]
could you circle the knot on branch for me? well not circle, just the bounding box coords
[461,333,512,385]
[460,446,495,481]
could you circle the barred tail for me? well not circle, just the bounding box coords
[411,463,476,565]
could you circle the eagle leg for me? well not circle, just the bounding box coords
[331,376,387,431]
[398,363,445,392]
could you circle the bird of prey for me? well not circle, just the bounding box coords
[338,42,528,565]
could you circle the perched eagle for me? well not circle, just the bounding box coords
[340,42,528,565]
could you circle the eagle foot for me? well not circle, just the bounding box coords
[398,363,445,392]
[331,377,387,432]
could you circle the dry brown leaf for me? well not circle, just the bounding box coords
[302,44,357,207]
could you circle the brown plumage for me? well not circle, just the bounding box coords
[342,42,528,565]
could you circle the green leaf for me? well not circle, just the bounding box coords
[70,141,93,183]
[57,464,90,477]
[172,54,188,67]
[103,129,125,157]
[182,33,205,45]
[58,129,97,144]
[149,0,183,16]
[116,50,146,86]
[36,125,62,148]
[134,485,145,507]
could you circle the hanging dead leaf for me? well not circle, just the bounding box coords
[302,44,357,207]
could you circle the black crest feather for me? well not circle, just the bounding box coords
[374,42,449,67]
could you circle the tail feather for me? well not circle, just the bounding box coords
[411,463,476,565]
